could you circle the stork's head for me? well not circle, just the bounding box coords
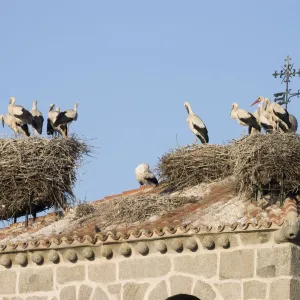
[74,103,78,110]
[250,96,264,106]
[9,97,16,105]
[184,101,191,114]
[49,104,55,111]
[231,103,238,110]
[55,106,60,112]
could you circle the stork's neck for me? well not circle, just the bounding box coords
[74,104,78,111]
[32,101,37,110]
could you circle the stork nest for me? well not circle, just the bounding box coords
[157,144,232,190]
[76,192,200,229]
[0,135,90,220]
[231,133,300,194]
[157,134,300,195]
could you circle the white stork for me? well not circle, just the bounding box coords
[231,103,261,135]
[184,101,209,144]
[0,114,30,137]
[47,104,67,137]
[250,99,275,133]
[30,100,44,135]
[135,163,158,187]
[53,103,78,136]
[252,97,291,132]
[8,97,35,128]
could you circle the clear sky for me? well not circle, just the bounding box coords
[0,1,300,204]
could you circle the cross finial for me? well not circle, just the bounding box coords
[285,55,292,65]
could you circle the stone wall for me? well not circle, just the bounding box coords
[0,231,299,300]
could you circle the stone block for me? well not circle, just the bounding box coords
[243,280,267,299]
[119,256,171,279]
[19,267,53,293]
[291,244,300,276]
[0,270,16,295]
[239,232,271,245]
[220,249,254,279]
[27,297,48,300]
[174,253,217,278]
[193,280,216,300]
[108,284,121,294]
[78,284,93,300]
[147,281,168,300]
[269,278,300,300]
[56,265,85,284]
[123,283,149,300]
[169,275,193,296]
[216,282,241,300]
[257,246,292,277]
[91,287,109,300]
[88,262,116,283]
[60,285,76,300]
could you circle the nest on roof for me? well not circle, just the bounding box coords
[157,144,232,190]
[0,135,90,220]
[75,193,200,229]
[231,133,300,194]
[158,133,300,197]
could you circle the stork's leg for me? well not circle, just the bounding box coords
[25,208,29,228]
[14,215,17,223]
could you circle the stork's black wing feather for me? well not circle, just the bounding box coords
[47,118,54,135]
[273,109,291,129]
[33,115,44,134]
[193,123,209,143]
[240,113,261,132]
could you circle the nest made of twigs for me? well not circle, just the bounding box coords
[77,192,200,229]
[0,135,90,220]
[157,144,232,190]
[231,133,300,194]
[158,133,300,195]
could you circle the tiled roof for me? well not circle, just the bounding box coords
[0,178,299,249]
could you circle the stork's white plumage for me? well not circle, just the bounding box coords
[184,101,209,144]
[252,97,291,132]
[231,103,261,135]
[53,103,78,136]
[47,104,67,137]
[31,100,44,135]
[251,100,274,133]
[135,163,158,187]
[8,97,35,127]
[0,114,30,137]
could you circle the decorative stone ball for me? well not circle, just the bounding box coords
[185,238,198,251]
[32,252,44,265]
[171,239,183,252]
[101,246,113,258]
[65,249,77,262]
[136,242,149,255]
[202,236,215,249]
[156,241,167,253]
[48,250,59,263]
[0,255,11,267]
[82,247,94,259]
[15,253,28,266]
[218,235,230,248]
[119,244,131,257]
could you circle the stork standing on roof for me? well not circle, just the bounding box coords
[184,101,209,144]
[8,97,35,128]
[135,163,159,187]
[0,114,30,137]
[231,102,261,135]
[53,103,78,137]
[30,100,44,135]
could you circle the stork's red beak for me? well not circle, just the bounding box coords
[250,98,260,107]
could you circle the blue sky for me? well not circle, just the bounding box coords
[0,1,300,204]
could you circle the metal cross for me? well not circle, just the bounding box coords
[273,55,300,110]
